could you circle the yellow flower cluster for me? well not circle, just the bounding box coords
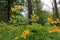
[31,14,39,21]
[51,21,58,24]
[49,26,60,33]
[47,17,60,24]
[11,5,22,12]
[11,7,16,12]
[21,29,30,39]
[56,18,60,22]
[47,17,53,22]
[18,5,22,10]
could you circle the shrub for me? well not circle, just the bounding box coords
[9,5,27,26]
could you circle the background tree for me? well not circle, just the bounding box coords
[33,0,42,16]
[0,0,8,22]
[59,0,60,3]
[53,0,59,19]
[27,0,33,24]
[8,0,17,21]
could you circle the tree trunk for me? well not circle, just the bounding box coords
[8,0,11,22]
[53,0,59,19]
[27,0,33,24]
[59,0,60,4]
[0,0,8,22]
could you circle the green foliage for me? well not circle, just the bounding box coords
[0,0,60,40]
[38,11,52,25]
[33,0,52,25]
[45,22,51,26]
[0,21,7,27]
[0,24,60,40]
[33,0,42,16]
[0,25,25,40]
[9,5,27,25]
[24,25,60,40]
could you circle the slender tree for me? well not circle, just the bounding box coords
[27,0,33,24]
[8,0,11,21]
[34,0,41,16]
[59,0,60,3]
[0,0,8,22]
[53,0,59,19]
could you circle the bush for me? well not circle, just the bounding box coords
[9,5,27,26]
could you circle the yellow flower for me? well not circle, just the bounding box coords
[47,17,53,22]
[31,14,37,18]
[57,30,60,33]
[49,30,53,33]
[52,29,58,32]
[24,29,30,34]
[21,34,26,39]
[49,27,59,33]
[52,26,58,29]
[18,5,22,10]
[54,21,58,24]
[11,15,15,18]
[15,36,18,40]
[32,14,36,16]
[51,21,57,24]
[11,7,16,12]
[31,14,39,21]
[21,29,30,39]
[36,16,39,20]
[51,21,54,24]
[21,34,26,37]
[56,18,59,22]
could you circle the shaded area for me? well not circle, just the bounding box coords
[0,1,8,22]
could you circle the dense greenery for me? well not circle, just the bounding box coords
[0,0,60,40]
[0,22,60,40]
